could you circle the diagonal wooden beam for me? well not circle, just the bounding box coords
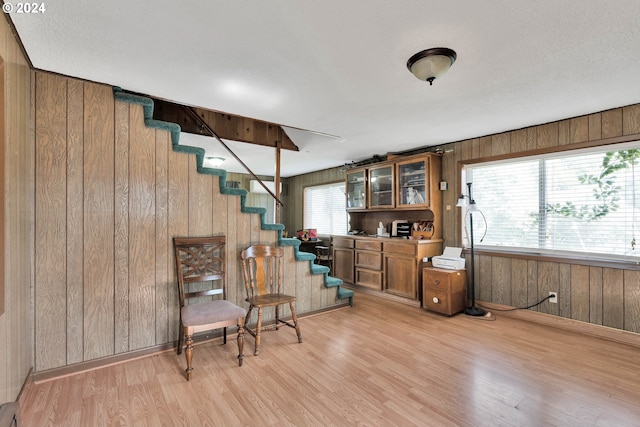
[183,106,284,207]
[151,98,299,151]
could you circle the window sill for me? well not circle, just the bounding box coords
[463,247,640,271]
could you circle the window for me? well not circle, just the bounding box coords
[463,143,640,261]
[303,182,347,235]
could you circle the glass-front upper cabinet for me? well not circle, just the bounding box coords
[396,157,430,208]
[368,164,394,208]
[346,168,367,210]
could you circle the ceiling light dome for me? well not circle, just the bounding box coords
[204,156,225,167]
[407,47,457,85]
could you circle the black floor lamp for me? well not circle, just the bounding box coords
[457,182,486,317]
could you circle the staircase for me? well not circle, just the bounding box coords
[113,88,354,306]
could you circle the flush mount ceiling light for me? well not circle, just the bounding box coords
[204,156,225,167]
[406,47,457,85]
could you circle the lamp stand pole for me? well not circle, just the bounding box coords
[465,210,486,317]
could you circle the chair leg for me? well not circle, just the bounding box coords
[177,320,184,355]
[237,318,245,366]
[289,302,303,343]
[245,305,253,336]
[184,332,194,381]
[223,326,227,345]
[275,305,280,330]
[244,305,253,327]
[254,307,263,356]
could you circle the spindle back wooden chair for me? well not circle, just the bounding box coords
[174,236,246,380]
[240,245,302,356]
[314,236,334,274]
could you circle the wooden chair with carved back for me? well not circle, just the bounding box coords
[240,245,302,356]
[174,236,246,380]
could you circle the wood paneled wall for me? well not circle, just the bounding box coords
[0,15,34,402]
[281,167,345,235]
[438,105,640,333]
[226,172,277,223]
[33,72,339,373]
[0,53,4,317]
[291,104,640,335]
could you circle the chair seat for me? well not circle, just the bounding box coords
[246,293,296,307]
[182,300,246,327]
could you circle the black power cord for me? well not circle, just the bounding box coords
[477,293,555,312]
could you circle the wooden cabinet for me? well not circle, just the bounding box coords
[345,153,440,212]
[422,268,467,316]
[346,168,367,210]
[355,240,383,290]
[333,236,442,305]
[384,253,417,299]
[368,164,394,208]
[396,157,430,209]
[383,241,419,299]
[332,237,355,285]
[382,240,442,301]
[343,153,442,241]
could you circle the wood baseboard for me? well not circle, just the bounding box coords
[31,302,350,384]
[343,284,420,307]
[478,300,640,349]
[32,342,177,383]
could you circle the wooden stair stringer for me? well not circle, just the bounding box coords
[112,87,354,307]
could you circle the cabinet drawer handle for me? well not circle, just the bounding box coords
[434,279,440,285]
[432,297,439,304]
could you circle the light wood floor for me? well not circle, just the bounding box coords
[21,291,640,426]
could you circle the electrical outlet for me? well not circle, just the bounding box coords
[549,291,558,303]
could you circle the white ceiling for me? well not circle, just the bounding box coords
[9,1,640,177]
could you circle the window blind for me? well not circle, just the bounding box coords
[465,143,640,260]
[303,182,347,235]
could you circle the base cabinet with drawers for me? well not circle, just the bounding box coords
[355,240,383,290]
[422,267,467,316]
[332,235,442,304]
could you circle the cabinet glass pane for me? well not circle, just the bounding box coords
[370,166,393,207]
[346,170,366,209]
[398,161,426,206]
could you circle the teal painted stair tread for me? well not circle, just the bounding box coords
[337,288,355,306]
[311,264,329,274]
[324,275,343,287]
[114,87,352,307]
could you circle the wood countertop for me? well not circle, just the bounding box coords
[333,235,443,245]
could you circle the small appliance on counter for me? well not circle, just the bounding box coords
[432,247,466,270]
[391,220,411,238]
[377,222,390,237]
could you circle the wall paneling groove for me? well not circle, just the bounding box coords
[32,73,340,373]
[439,105,640,334]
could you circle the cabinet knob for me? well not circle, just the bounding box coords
[432,297,439,304]
[434,279,440,285]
